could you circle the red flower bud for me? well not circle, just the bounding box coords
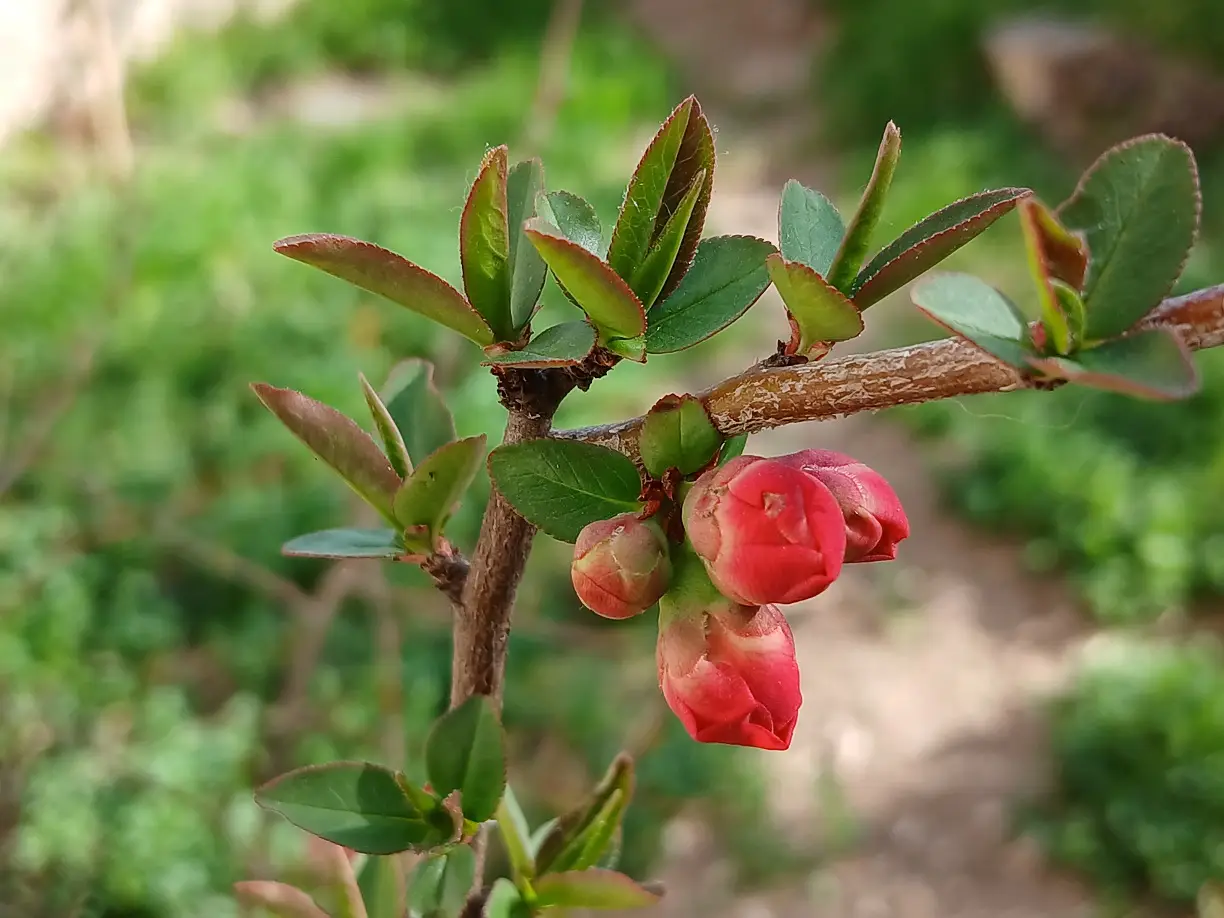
[657,599,801,751]
[778,450,908,562]
[571,513,672,619]
[681,455,846,605]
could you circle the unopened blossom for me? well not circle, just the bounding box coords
[571,513,672,619]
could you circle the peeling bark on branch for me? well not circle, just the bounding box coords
[556,284,1224,458]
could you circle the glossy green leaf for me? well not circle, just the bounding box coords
[851,187,1030,308]
[274,234,494,346]
[644,235,776,353]
[655,98,716,301]
[911,272,1033,368]
[393,435,487,552]
[535,754,633,876]
[639,394,721,478]
[525,220,646,340]
[255,763,453,855]
[605,334,647,363]
[1028,328,1199,400]
[407,846,476,918]
[381,360,456,468]
[766,255,863,356]
[496,785,536,882]
[507,158,549,329]
[719,433,748,465]
[460,145,513,340]
[233,882,330,918]
[483,321,597,369]
[1019,198,1072,355]
[357,856,406,918]
[425,695,506,824]
[252,384,402,524]
[282,528,404,559]
[826,122,902,292]
[533,870,661,910]
[361,372,412,479]
[630,170,705,308]
[542,190,603,255]
[488,440,643,543]
[484,879,530,918]
[1059,134,1201,340]
[778,179,845,275]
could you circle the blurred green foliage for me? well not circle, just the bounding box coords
[0,5,793,916]
[1029,639,1224,903]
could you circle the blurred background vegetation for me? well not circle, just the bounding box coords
[3,0,1224,914]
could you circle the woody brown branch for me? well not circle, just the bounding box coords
[555,283,1224,458]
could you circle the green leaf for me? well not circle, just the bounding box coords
[778,179,845,275]
[1018,199,1072,355]
[533,870,661,910]
[487,440,643,543]
[460,145,513,341]
[639,394,721,478]
[357,856,406,918]
[644,235,776,353]
[542,190,603,255]
[381,360,456,468]
[482,321,597,369]
[719,433,748,465]
[255,763,453,855]
[605,334,646,363]
[233,882,330,918]
[1059,134,1201,340]
[1023,197,1088,290]
[274,234,494,346]
[484,879,530,918]
[1053,279,1088,343]
[630,170,705,308]
[407,846,476,918]
[911,272,1033,368]
[525,220,646,340]
[393,435,487,553]
[535,754,633,876]
[507,158,549,330]
[851,187,1030,308]
[826,122,902,292]
[425,696,506,824]
[607,96,715,302]
[361,372,413,479]
[496,786,536,882]
[282,528,404,559]
[1028,329,1199,400]
[252,384,402,524]
[766,255,863,356]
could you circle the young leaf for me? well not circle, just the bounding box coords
[252,384,402,524]
[393,435,487,552]
[274,234,494,346]
[766,255,864,356]
[487,440,644,543]
[541,190,603,255]
[1059,134,1201,340]
[825,122,902,292]
[484,878,530,918]
[605,334,647,363]
[655,98,716,301]
[719,433,748,465]
[778,179,845,275]
[851,187,1030,308]
[1024,197,1088,289]
[524,220,647,340]
[911,272,1033,368]
[255,763,453,855]
[381,360,456,468]
[233,882,330,918]
[361,372,412,479]
[406,846,476,918]
[357,856,407,918]
[1019,199,1072,355]
[535,754,633,876]
[483,321,597,369]
[425,695,506,824]
[496,786,536,882]
[532,870,661,910]
[630,169,705,308]
[559,788,627,873]
[644,235,776,354]
[507,158,549,329]
[638,394,721,478]
[282,528,404,560]
[1028,328,1199,400]
[460,145,513,340]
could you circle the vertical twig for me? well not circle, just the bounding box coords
[519,0,584,157]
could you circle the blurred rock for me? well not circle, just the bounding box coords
[984,16,1224,159]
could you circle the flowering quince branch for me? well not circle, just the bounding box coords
[243,97,1221,915]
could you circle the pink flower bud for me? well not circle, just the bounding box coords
[657,600,801,750]
[778,449,909,562]
[571,513,672,619]
[681,455,846,605]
